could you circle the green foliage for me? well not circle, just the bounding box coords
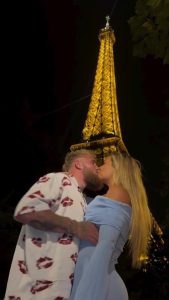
[128,0,169,64]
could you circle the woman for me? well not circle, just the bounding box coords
[70,153,152,300]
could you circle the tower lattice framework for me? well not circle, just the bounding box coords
[71,16,127,156]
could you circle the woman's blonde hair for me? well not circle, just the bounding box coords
[110,152,152,268]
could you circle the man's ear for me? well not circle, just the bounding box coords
[74,159,83,170]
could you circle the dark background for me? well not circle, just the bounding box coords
[1,0,169,298]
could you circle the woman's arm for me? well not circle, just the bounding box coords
[71,224,121,300]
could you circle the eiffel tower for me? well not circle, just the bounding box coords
[70,16,127,159]
[70,16,166,268]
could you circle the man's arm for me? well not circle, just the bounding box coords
[15,209,99,245]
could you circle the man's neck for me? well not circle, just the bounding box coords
[68,170,86,191]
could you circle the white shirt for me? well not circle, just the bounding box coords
[5,173,86,300]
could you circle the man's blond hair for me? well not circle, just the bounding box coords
[62,149,94,172]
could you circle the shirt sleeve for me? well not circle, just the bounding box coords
[14,173,64,217]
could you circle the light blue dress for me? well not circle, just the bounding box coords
[70,196,132,300]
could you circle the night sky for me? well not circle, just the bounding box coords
[1,0,169,265]
[2,0,169,216]
[1,0,169,296]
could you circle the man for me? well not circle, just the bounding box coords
[5,149,101,300]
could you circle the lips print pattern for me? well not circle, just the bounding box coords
[36,257,53,269]
[61,197,73,207]
[8,297,21,300]
[17,205,36,215]
[28,190,45,199]
[31,280,53,294]
[16,190,45,215]
[32,237,42,247]
[37,176,50,183]
[70,253,78,264]
[58,233,73,245]
[18,260,28,274]
[62,176,72,186]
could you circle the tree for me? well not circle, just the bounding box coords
[128,0,169,64]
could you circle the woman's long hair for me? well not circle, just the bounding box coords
[111,152,152,268]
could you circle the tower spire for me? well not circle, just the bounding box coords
[105,15,110,29]
[71,18,127,156]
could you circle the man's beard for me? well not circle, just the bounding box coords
[83,168,104,191]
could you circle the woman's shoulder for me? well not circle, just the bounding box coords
[85,195,131,229]
[90,195,131,210]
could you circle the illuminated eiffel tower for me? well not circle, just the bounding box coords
[70,16,127,157]
[70,16,166,268]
